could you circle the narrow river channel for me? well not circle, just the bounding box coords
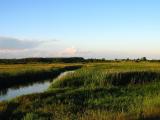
[0,71,74,101]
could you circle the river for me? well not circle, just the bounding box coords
[0,71,74,101]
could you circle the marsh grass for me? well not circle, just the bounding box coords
[0,64,82,89]
[1,62,160,119]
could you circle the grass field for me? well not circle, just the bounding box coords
[0,63,82,89]
[1,62,160,120]
[0,63,82,73]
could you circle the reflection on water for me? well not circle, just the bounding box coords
[0,71,74,102]
[0,80,52,101]
[0,80,52,96]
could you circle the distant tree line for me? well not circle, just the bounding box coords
[85,58,112,63]
[0,57,85,64]
[0,57,160,64]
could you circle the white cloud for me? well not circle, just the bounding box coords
[61,47,77,56]
[0,36,61,58]
[0,36,89,58]
[0,36,60,50]
[3,36,155,59]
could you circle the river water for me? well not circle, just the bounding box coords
[0,71,73,101]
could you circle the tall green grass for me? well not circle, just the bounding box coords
[1,62,160,119]
[0,64,82,89]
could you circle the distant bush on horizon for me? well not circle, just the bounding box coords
[0,57,85,64]
[0,57,160,64]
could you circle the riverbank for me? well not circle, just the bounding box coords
[0,71,75,102]
[0,63,82,89]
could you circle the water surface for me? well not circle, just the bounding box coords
[0,71,73,101]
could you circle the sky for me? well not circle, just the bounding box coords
[0,0,160,59]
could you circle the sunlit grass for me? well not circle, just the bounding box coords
[0,63,81,74]
[1,62,160,119]
[0,63,82,89]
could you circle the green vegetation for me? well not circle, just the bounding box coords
[1,57,160,65]
[0,63,82,89]
[0,57,85,64]
[1,62,160,119]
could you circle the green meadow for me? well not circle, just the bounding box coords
[1,62,160,119]
[0,63,82,89]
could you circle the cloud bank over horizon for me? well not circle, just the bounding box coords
[0,36,160,59]
[0,37,43,50]
[0,36,92,59]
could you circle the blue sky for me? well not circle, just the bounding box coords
[0,0,160,59]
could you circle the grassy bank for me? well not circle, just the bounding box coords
[0,63,82,89]
[1,62,160,119]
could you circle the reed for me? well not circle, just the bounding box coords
[1,62,160,120]
[0,64,82,89]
